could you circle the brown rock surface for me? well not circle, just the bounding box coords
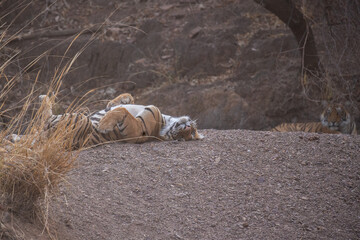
[4,0,357,131]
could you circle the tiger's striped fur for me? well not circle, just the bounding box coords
[271,122,339,134]
[37,93,203,149]
[272,103,357,135]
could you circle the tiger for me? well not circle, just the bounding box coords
[7,93,203,150]
[271,103,357,135]
[106,93,134,110]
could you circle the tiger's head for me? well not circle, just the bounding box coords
[320,103,355,134]
[161,116,204,141]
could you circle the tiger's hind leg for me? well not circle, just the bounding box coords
[97,106,162,143]
[106,93,134,110]
[97,107,143,142]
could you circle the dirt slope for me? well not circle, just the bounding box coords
[4,0,358,131]
[46,130,360,240]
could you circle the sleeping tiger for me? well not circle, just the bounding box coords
[271,103,357,135]
[7,93,203,150]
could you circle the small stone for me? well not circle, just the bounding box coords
[1,211,11,224]
[105,87,116,98]
[161,54,172,60]
[171,9,187,19]
[160,4,174,11]
[64,219,73,229]
[189,26,202,38]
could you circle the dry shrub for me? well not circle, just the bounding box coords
[0,88,91,240]
[0,70,94,240]
[0,106,77,211]
[0,56,90,237]
[0,13,98,240]
[0,94,85,240]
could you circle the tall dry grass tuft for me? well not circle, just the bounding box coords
[0,78,82,239]
[0,92,84,238]
[0,17,100,240]
[0,113,78,212]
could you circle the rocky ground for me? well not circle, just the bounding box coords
[8,129,357,240]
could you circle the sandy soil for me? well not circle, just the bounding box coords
[47,129,360,240]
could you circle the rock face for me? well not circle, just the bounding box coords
[2,0,359,131]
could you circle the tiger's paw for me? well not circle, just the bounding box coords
[97,109,125,133]
[97,121,115,134]
[106,93,134,110]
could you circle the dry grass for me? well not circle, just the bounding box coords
[0,77,82,239]
[0,117,77,214]
[0,87,79,239]
[0,6,101,239]
[0,93,87,238]
[0,3,125,234]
